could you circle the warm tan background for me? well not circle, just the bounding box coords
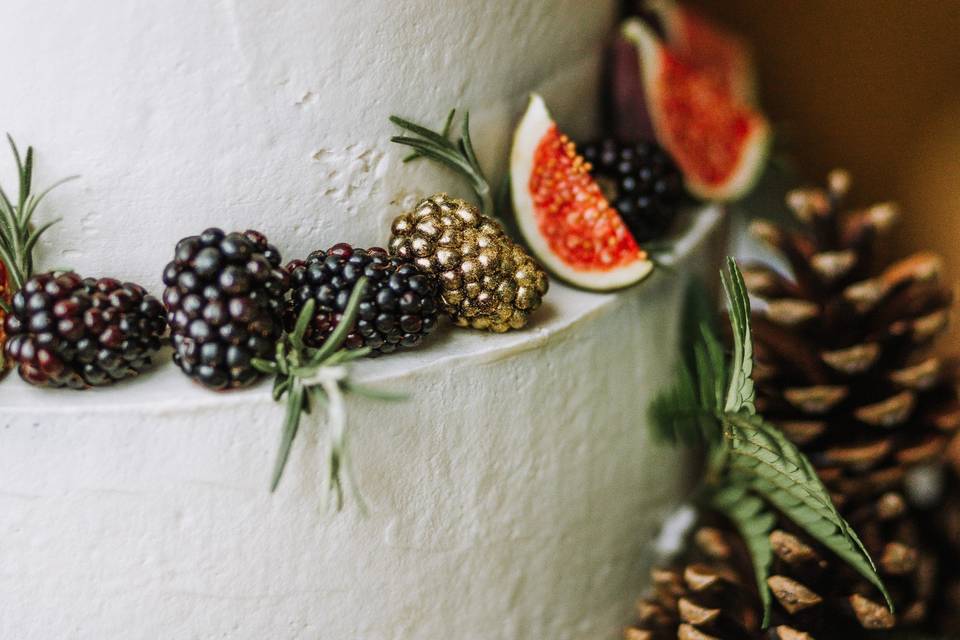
[689,0,960,345]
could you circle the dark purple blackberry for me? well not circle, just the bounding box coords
[3,272,166,388]
[580,138,686,243]
[287,243,439,355]
[162,228,289,390]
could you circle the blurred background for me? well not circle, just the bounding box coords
[687,0,960,347]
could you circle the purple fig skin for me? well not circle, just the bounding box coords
[607,34,656,143]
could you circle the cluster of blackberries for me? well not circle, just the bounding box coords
[161,232,441,389]
[580,138,686,243]
[4,228,445,391]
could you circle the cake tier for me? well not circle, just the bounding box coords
[0,209,722,639]
[0,0,615,288]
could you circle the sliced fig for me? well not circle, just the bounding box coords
[647,0,757,103]
[510,94,654,291]
[623,18,770,201]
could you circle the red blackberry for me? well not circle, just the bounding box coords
[3,272,166,388]
[287,244,439,354]
[163,228,289,390]
[579,138,686,242]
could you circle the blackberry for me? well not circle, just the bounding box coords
[287,243,439,354]
[163,228,289,390]
[3,272,166,388]
[579,138,685,243]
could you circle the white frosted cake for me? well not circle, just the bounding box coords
[2,0,615,288]
[0,1,724,638]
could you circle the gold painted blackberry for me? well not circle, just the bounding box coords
[389,194,548,333]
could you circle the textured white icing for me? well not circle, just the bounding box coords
[0,206,723,639]
[0,0,615,288]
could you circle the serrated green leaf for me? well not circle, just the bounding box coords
[723,411,892,611]
[721,258,755,414]
[708,483,775,627]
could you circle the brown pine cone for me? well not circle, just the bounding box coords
[741,170,959,629]
[626,517,929,639]
[628,170,959,638]
[388,193,549,332]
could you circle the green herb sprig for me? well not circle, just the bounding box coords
[650,257,891,627]
[253,277,404,512]
[0,135,77,311]
[389,109,494,217]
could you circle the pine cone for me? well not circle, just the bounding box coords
[742,170,959,629]
[388,193,549,332]
[628,171,959,638]
[626,518,924,639]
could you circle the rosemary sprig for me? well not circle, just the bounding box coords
[0,135,77,310]
[389,109,494,216]
[252,277,405,511]
[401,109,456,163]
